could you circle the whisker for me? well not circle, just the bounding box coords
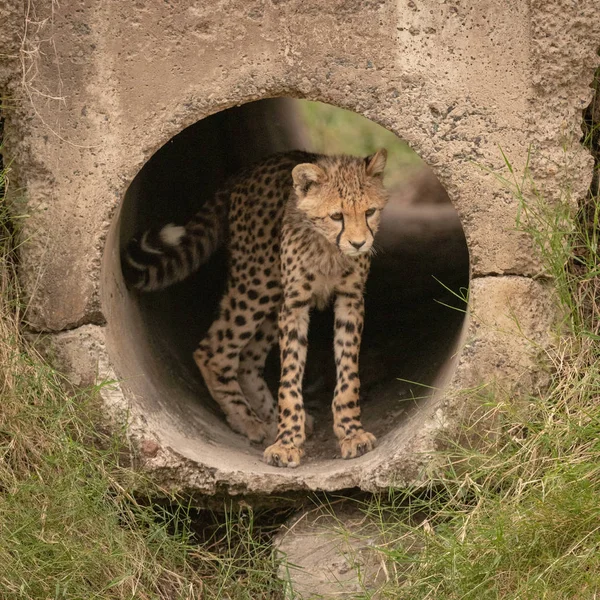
[370,241,385,257]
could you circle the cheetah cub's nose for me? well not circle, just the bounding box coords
[350,240,366,250]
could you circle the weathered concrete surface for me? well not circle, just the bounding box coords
[452,276,556,395]
[0,0,597,495]
[274,504,390,599]
[1,0,597,330]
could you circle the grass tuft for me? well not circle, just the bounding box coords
[0,152,204,598]
[347,149,600,599]
[0,142,285,598]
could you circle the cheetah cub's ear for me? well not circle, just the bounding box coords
[292,163,326,197]
[365,148,388,178]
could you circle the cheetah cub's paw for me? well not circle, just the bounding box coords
[263,441,305,468]
[226,413,271,444]
[339,431,377,459]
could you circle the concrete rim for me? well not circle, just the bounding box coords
[101,98,471,494]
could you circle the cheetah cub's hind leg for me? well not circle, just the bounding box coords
[238,313,278,441]
[193,282,271,444]
[332,285,376,459]
[237,309,314,444]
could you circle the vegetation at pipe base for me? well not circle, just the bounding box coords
[0,156,287,598]
[345,158,599,598]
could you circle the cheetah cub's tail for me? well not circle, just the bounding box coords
[122,191,228,292]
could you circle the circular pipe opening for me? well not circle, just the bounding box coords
[103,98,469,489]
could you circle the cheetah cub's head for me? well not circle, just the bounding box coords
[292,149,389,257]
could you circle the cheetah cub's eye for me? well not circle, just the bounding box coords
[330,212,344,221]
[365,208,377,217]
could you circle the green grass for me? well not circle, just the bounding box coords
[0,159,202,598]
[0,155,286,598]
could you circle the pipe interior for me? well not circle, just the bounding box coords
[111,98,470,466]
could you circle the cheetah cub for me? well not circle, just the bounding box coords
[123,149,389,468]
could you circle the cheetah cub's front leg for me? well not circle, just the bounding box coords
[332,290,376,459]
[263,302,310,468]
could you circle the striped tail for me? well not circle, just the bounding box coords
[122,191,228,291]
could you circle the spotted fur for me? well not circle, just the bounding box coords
[123,149,389,467]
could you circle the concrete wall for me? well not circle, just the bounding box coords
[0,0,598,496]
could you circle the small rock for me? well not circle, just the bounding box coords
[140,439,161,458]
